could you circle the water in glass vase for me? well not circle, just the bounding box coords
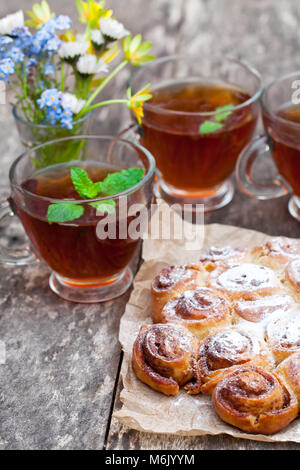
[15,162,140,284]
[141,79,257,195]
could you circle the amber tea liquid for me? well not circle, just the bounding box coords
[141,80,258,194]
[15,163,140,283]
[263,103,300,197]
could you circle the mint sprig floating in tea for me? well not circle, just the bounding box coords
[47,202,84,223]
[47,167,145,223]
[199,104,234,135]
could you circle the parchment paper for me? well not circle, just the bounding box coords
[114,203,300,443]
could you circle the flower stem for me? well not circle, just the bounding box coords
[77,99,128,116]
[61,62,65,92]
[76,59,128,119]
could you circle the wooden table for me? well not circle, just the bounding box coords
[1,0,300,450]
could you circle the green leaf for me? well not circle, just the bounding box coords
[136,42,152,55]
[215,104,234,122]
[47,203,84,223]
[199,120,223,135]
[97,168,145,196]
[130,34,142,53]
[89,199,116,214]
[70,167,99,199]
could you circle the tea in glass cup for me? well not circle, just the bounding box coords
[236,71,300,221]
[0,136,155,303]
[129,56,262,211]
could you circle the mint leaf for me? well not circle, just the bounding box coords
[89,199,116,214]
[47,202,84,223]
[71,167,100,199]
[97,168,145,196]
[47,167,144,223]
[199,120,223,135]
[215,104,234,122]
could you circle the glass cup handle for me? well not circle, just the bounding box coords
[235,134,291,199]
[0,199,38,266]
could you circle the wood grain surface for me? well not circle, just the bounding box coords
[0,0,300,450]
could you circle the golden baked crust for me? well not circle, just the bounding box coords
[251,237,300,270]
[198,328,274,394]
[285,258,300,301]
[212,365,298,435]
[131,237,300,435]
[151,264,206,323]
[276,352,300,406]
[158,287,232,339]
[132,323,201,396]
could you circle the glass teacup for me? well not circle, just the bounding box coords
[129,55,262,211]
[236,71,300,221]
[0,136,155,303]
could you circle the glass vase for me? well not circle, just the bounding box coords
[12,102,93,169]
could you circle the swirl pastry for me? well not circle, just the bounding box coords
[132,323,201,395]
[208,263,280,301]
[157,287,232,339]
[199,246,247,266]
[251,237,300,270]
[265,310,300,363]
[234,294,294,323]
[151,264,205,323]
[198,328,273,394]
[212,365,298,434]
[285,259,300,299]
[276,352,300,406]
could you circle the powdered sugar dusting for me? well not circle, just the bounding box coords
[286,259,300,291]
[208,329,260,361]
[267,238,300,257]
[235,295,294,323]
[154,265,195,291]
[267,310,300,351]
[215,264,278,292]
[200,246,244,262]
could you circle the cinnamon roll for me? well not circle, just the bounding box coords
[265,310,300,363]
[151,264,205,323]
[132,323,201,395]
[285,258,300,299]
[158,287,232,339]
[208,263,280,301]
[199,246,247,266]
[251,237,300,270]
[276,352,300,406]
[198,328,273,394]
[212,365,298,434]
[234,294,294,323]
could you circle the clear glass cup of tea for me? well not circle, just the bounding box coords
[128,55,263,211]
[0,136,155,303]
[236,71,300,221]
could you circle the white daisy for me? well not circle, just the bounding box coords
[61,93,86,114]
[91,29,104,46]
[77,54,109,75]
[58,41,89,60]
[0,10,24,35]
[99,18,129,40]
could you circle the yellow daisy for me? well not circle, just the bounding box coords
[127,84,152,125]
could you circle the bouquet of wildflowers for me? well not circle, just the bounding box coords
[0,0,154,131]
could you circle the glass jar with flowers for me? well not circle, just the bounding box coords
[0,0,154,168]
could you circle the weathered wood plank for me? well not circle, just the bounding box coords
[1,0,300,450]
